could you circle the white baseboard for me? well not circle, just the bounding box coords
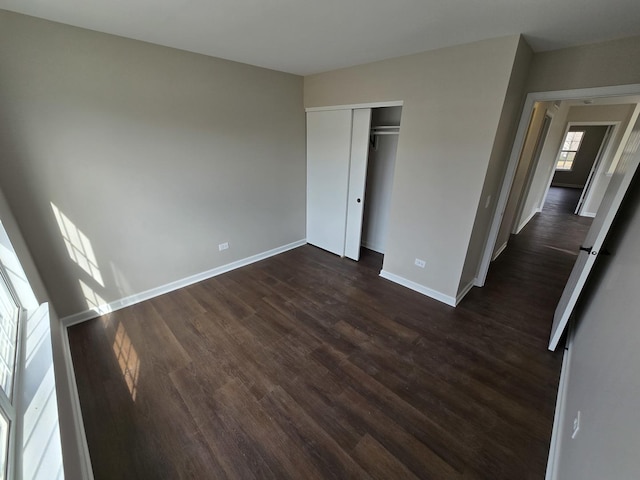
[579,211,596,218]
[551,183,584,189]
[61,239,306,326]
[59,320,95,480]
[361,241,384,254]
[545,341,573,480]
[492,241,508,261]
[515,208,540,234]
[379,270,456,307]
[456,280,475,305]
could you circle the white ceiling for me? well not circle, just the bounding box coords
[1,0,640,75]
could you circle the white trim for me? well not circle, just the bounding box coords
[545,346,571,480]
[579,211,597,218]
[514,208,540,234]
[61,239,306,326]
[511,109,555,236]
[361,241,384,254]
[456,280,475,304]
[305,101,403,112]
[576,124,617,215]
[9,307,27,480]
[545,320,576,480]
[492,241,508,261]
[60,321,94,480]
[379,270,456,307]
[551,183,584,189]
[476,83,640,287]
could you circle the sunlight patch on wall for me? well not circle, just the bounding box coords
[78,280,111,315]
[110,261,133,298]
[51,203,104,287]
[113,322,140,401]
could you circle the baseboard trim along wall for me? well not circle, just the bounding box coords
[580,211,597,218]
[545,324,574,480]
[379,270,456,307]
[59,321,95,480]
[492,241,508,261]
[61,239,307,326]
[551,183,584,189]
[456,280,475,305]
[515,208,541,234]
[361,241,384,254]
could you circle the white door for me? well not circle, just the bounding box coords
[306,110,353,256]
[344,109,372,261]
[549,120,640,350]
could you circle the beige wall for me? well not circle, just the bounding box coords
[551,125,608,188]
[569,104,639,215]
[305,35,522,300]
[458,37,533,292]
[517,103,636,228]
[493,101,553,255]
[0,11,306,318]
[517,102,571,228]
[520,37,640,479]
[552,147,640,479]
[526,35,640,93]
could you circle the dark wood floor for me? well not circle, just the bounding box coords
[68,187,592,479]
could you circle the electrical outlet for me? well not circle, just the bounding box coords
[414,258,426,268]
[218,242,229,251]
[571,410,581,439]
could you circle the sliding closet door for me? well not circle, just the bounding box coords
[306,110,352,256]
[344,109,372,261]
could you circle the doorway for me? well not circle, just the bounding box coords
[361,106,402,255]
[477,86,640,350]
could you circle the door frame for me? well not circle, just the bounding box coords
[574,123,617,216]
[511,108,554,236]
[305,100,403,113]
[538,121,619,217]
[476,83,640,287]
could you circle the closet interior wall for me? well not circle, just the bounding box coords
[361,106,402,254]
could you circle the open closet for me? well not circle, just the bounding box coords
[306,104,402,261]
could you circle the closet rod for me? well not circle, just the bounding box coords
[371,131,400,136]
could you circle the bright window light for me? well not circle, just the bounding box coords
[556,130,585,171]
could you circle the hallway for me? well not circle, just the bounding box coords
[461,186,593,348]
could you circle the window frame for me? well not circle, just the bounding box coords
[0,265,24,480]
[555,129,586,172]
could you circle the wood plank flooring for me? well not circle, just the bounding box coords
[68,187,592,479]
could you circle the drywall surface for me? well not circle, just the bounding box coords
[517,103,572,230]
[494,102,552,255]
[576,104,639,215]
[0,11,305,317]
[552,126,608,188]
[527,35,640,93]
[458,36,533,293]
[361,107,401,253]
[552,156,640,479]
[517,103,636,229]
[305,35,521,299]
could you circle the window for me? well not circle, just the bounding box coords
[0,269,20,480]
[556,130,585,171]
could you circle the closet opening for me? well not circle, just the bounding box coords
[305,103,402,265]
[360,106,402,258]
